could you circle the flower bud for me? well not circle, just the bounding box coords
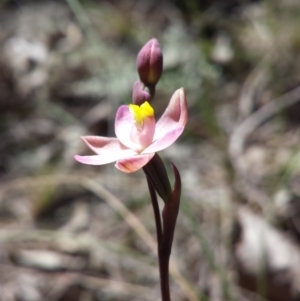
[132,81,150,105]
[136,38,163,88]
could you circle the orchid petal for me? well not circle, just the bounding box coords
[81,136,127,155]
[115,153,155,173]
[115,105,138,150]
[115,105,155,152]
[153,88,188,141]
[74,147,137,165]
[142,126,184,154]
[131,115,155,152]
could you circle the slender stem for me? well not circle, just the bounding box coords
[145,176,162,246]
[144,168,172,301]
[148,84,156,100]
[158,249,171,301]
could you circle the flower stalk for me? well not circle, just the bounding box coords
[144,159,181,301]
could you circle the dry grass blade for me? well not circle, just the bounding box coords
[229,85,300,164]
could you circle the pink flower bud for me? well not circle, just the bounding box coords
[132,81,150,105]
[136,38,163,87]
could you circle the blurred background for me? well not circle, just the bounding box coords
[1,0,300,300]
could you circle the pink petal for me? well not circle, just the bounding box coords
[131,115,156,152]
[74,146,137,165]
[142,126,184,154]
[81,136,127,155]
[115,153,155,173]
[153,88,188,141]
[115,105,138,150]
[74,155,114,165]
[115,105,155,152]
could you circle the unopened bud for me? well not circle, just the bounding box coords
[136,38,163,88]
[132,81,150,105]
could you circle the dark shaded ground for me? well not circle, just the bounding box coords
[1,0,300,300]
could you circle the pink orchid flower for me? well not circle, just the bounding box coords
[74,88,187,173]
